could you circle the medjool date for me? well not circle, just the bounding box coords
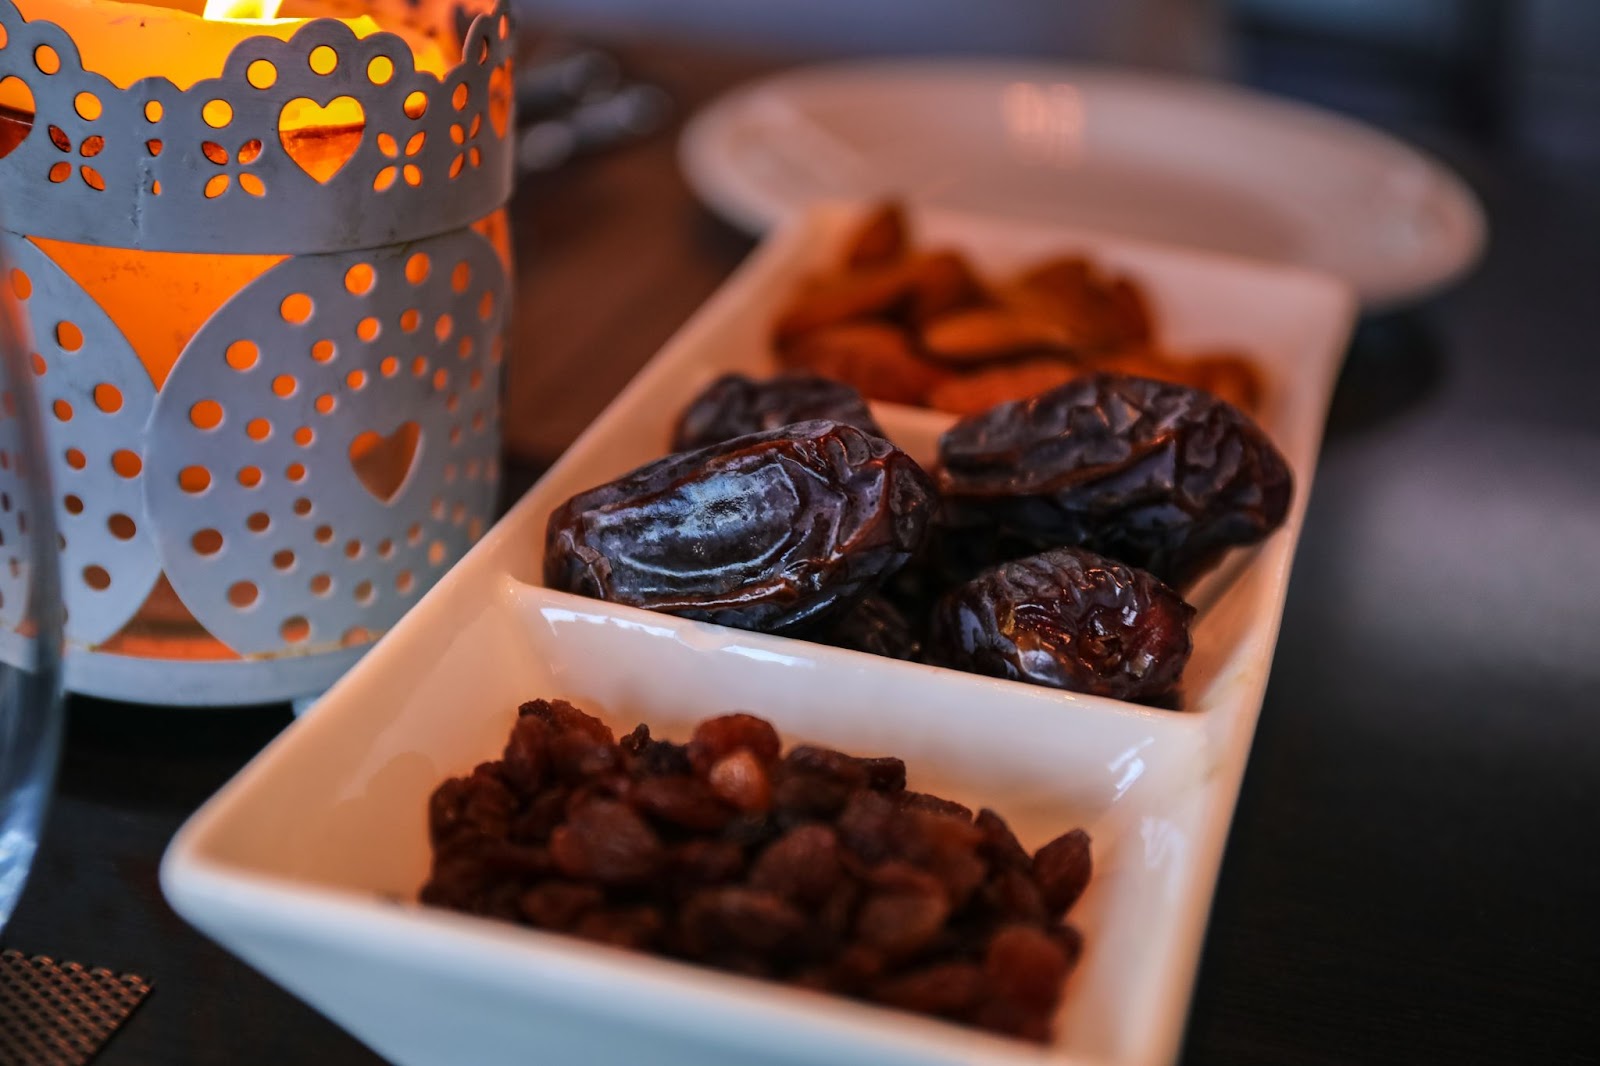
[937,373,1292,587]
[546,420,937,632]
[671,373,884,452]
[810,594,922,661]
[927,546,1194,702]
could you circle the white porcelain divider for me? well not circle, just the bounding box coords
[162,204,1356,1066]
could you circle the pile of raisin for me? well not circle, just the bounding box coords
[422,700,1092,1043]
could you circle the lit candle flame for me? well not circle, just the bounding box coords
[202,0,285,21]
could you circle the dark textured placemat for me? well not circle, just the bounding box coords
[0,950,152,1066]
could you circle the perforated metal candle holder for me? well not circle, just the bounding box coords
[0,0,514,704]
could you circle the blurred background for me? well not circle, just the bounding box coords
[518,0,1598,167]
[500,0,1599,461]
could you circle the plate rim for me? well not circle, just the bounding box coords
[678,56,1486,309]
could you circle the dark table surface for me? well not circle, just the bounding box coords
[6,29,1600,1066]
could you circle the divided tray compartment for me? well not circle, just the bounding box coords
[162,205,1356,1066]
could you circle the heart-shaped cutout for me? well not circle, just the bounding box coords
[349,421,420,503]
[487,62,512,139]
[280,96,366,182]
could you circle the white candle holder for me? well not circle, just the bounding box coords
[0,0,515,705]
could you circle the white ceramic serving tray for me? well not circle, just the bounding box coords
[162,206,1356,1066]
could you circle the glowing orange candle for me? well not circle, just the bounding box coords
[9,0,452,89]
[0,0,512,688]
[0,0,455,386]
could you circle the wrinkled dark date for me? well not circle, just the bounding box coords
[937,374,1293,588]
[927,546,1195,701]
[672,373,884,452]
[809,594,921,661]
[546,421,937,632]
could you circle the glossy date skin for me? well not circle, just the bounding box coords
[546,421,937,632]
[672,373,884,452]
[937,374,1292,588]
[927,547,1195,701]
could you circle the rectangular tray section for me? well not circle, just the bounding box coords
[162,205,1356,1066]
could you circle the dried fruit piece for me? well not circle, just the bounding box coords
[619,724,693,777]
[786,745,904,791]
[501,714,550,792]
[509,786,570,844]
[856,862,952,959]
[672,373,883,452]
[630,775,732,832]
[897,790,974,821]
[836,789,897,865]
[983,924,1071,1011]
[474,839,553,878]
[442,763,515,844]
[920,307,1076,365]
[546,421,938,632]
[928,546,1194,701]
[937,373,1293,587]
[842,201,908,270]
[546,729,621,782]
[573,905,665,950]
[925,358,1084,417]
[1187,350,1265,413]
[707,749,774,813]
[679,887,807,957]
[773,266,915,344]
[980,866,1050,925]
[872,962,984,1016]
[905,250,987,323]
[749,825,843,907]
[975,808,1032,872]
[549,798,665,885]
[1096,347,1266,415]
[671,839,747,886]
[1000,256,1153,353]
[777,321,946,406]
[894,809,987,907]
[518,881,602,930]
[688,713,782,771]
[1033,828,1093,914]
[519,699,615,745]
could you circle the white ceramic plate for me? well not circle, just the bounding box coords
[162,206,1356,1066]
[680,59,1484,309]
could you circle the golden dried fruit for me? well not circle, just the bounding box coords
[904,249,988,323]
[768,200,1266,415]
[841,201,908,270]
[779,321,948,406]
[925,358,1084,416]
[1001,257,1154,352]
[920,307,1076,365]
[1094,345,1178,380]
[773,265,913,345]
[1095,348,1264,415]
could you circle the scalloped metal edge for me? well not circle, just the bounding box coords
[0,0,514,253]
